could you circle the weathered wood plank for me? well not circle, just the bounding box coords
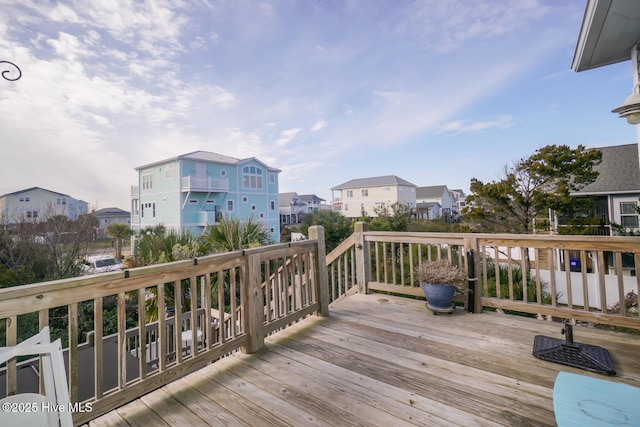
[89,292,640,427]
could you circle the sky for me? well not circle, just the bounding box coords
[1,0,638,211]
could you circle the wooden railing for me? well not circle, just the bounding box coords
[0,226,328,425]
[326,222,640,329]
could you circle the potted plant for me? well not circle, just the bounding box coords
[415,259,467,312]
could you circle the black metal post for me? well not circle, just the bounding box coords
[466,248,476,313]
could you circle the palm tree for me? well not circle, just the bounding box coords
[106,223,133,261]
[199,216,270,253]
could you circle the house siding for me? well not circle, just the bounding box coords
[133,153,280,242]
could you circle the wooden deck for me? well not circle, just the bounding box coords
[87,293,640,426]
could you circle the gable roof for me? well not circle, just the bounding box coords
[0,187,69,198]
[278,192,299,206]
[331,175,416,190]
[299,194,325,203]
[574,144,640,195]
[416,185,449,199]
[93,207,130,217]
[135,151,281,172]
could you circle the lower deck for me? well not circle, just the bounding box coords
[88,293,640,426]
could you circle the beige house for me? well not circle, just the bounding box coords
[330,175,416,218]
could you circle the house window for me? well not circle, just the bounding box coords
[361,189,368,197]
[220,169,227,177]
[242,166,263,189]
[270,201,276,211]
[141,202,156,218]
[251,205,257,211]
[189,199,198,204]
[269,173,276,184]
[227,200,234,211]
[270,227,275,233]
[165,164,174,179]
[346,190,353,198]
[621,202,639,228]
[142,170,153,190]
[361,203,365,212]
[344,204,348,211]
[259,212,264,218]
[242,196,248,203]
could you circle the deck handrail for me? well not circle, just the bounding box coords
[0,226,328,425]
[325,222,640,329]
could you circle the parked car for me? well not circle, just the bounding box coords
[81,255,124,275]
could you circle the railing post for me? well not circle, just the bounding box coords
[464,236,482,314]
[309,225,330,316]
[242,251,265,353]
[355,221,370,294]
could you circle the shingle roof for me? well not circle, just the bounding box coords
[278,192,298,206]
[0,187,69,198]
[573,144,640,195]
[416,185,448,199]
[135,151,281,172]
[93,207,130,217]
[331,175,416,190]
[299,194,325,202]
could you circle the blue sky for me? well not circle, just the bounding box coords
[1,0,637,210]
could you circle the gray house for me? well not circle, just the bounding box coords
[571,144,640,234]
[93,207,131,239]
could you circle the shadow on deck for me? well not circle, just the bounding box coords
[88,293,640,427]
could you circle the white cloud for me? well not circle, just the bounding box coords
[439,116,514,135]
[310,119,327,132]
[275,128,302,148]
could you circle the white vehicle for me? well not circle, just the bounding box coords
[81,255,124,275]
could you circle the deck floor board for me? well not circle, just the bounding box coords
[88,293,640,427]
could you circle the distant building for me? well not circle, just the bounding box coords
[279,192,306,225]
[449,189,467,212]
[93,207,131,239]
[331,175,416,218]
[415,185,457,220]
[0,187,88,223]
[279,192,329,224]
[298,194,330,212]
[131,151,280,242]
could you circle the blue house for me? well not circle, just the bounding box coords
[131,151,280,242]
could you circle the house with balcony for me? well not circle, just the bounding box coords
[280,192,330,225]
[414,185,458,221]
[279,192,306,224]
[131,151,280,241]
[330,175,416,218]
[0,187,88,223]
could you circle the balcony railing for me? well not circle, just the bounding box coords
[3,222,640,425]
[0,227,328,425]
[326,223,640,329]
[181,176,229,192]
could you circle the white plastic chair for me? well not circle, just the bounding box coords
[0,326,73,426]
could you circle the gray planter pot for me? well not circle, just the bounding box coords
[421,282,456,309]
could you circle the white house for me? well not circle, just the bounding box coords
[330,175,417,218]
[131,151,280,242]
[415,185,457,220]
[0,187,89,223]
